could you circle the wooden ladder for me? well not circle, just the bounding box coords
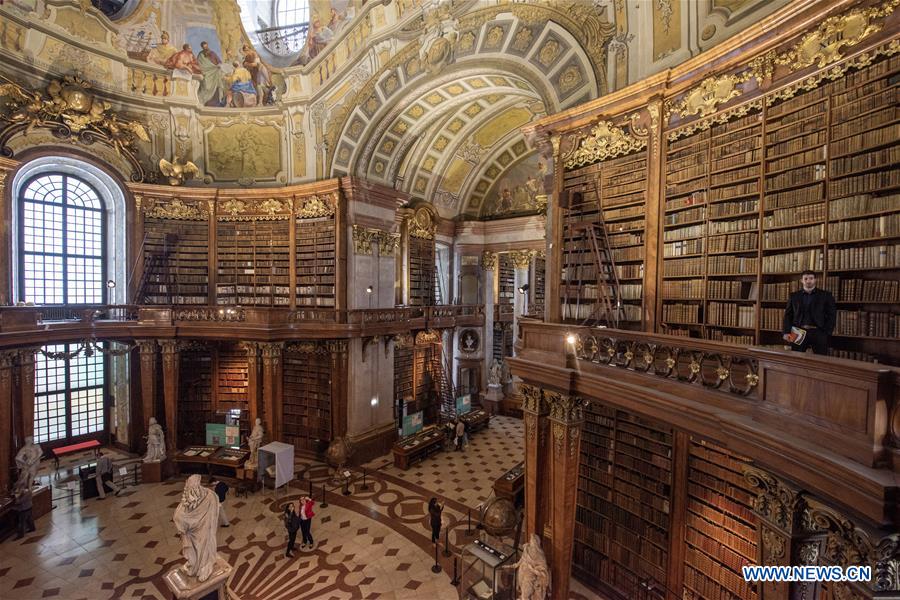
[562,178,623,327]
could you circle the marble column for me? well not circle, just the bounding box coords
[509,250,533,345]
[0,350,15,493]
[545,391,588,600]
[245,342,261,426]
[522,384,551,540]
[137,340,158,451]
[481,251,497,391]
[17,348,35,444]
[159,340,180,452]
[261,343,284,440]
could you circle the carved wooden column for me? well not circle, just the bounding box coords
[546,391,588,600]
[328,340,348,438]
[522,384,551,539]
[159,340,179,453]
[17,348,35,443]
[644,99,663,330]
[245,342,261,425]
[481,251,497,390]
[0,350,15,493]
[261,343,284,440]
[745,467,803,600]
[546,135,563,323]
[136,340,158,450]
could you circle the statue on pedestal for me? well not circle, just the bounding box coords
[246,418,264,469]
[489,359,503,386]
[172,475,220,582]
[14,436,42,492]
[516,534,550,600]
[143,417,167,463]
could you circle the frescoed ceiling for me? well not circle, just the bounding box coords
[0,0,790,219]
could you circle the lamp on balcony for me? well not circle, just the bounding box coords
[366,285,373,309]
[106,280,116,288]
[517,283,529,314]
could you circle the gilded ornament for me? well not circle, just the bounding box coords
[509,250,534,269]
[558,66,583,94]
[746,372,759,387]
[260,198,285,215]
[538,39,561,66]
[716,366,729,380]
[485,26,505,49]
[296,194,336,218]
[481,251,497,270]
[409,206,436,239]
[669,74,744,119]
[689,360,700,374]
[145,198,206,220]
[458,32,476,52]
[744,467,801,530]
[415,330,440,345]
[563,121,646,169]
[220,199,246,216]
[352,225,376,255]
[158,157,200,186]
[512,27,533,52]
[375,231,400,254]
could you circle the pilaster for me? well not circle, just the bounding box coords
[522,383,550,539]
[136,339,158,451]
[261,343,284,440]
[245,342,261,425]
[0,350,15,493]
[17,348,35,443]
[159,340,180,453]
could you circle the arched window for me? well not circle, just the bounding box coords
[19,173,106,305]
[276,0,310,27]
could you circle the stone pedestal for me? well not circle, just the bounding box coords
[163,556,232,600]
[141,459,171,483]
[483,383,503,415]
[32,485,51,519]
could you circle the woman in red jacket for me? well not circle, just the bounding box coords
[299,496,316,549]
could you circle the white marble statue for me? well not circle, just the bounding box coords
[246,418,264,468]
[173,475,220,582]
[516,534,550,600]
[489,359,503,386]
[14,436,42,492]
[144,417,167,463]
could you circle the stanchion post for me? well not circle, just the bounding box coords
[450,557,460,586]
[443,527,451,557]
[308,478,313,497]
[321,484,329,508]
[466,508,474,535]
[359,468,369,491]
[431,541,442,573]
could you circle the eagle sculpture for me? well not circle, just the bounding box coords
[159,157,201,186]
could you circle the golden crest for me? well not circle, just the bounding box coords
[481,251,497,270]
[296,193,336,218]
[352,225,376,255]
[409,205,436,239]
[260,198,285,215]
[563,121,646,169]
[145,198,206,220]
[670,74,743,119]
[220,199,246,216]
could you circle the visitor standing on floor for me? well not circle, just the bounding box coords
[299,495,315,549]
[455,419,466,451]
[211,479,230,527]
[95,451,120,499]
[283,502,301,557]
[428,497,443,543]
[14,484,35,540]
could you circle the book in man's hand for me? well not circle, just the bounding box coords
[786,326,807,345]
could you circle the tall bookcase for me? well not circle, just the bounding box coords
[177,347,214,447]
[561,149,648,328]
[216,220,291,306]
[574,403,673,598]
[142,218,209,304]
[497,253,516,309]
[296,217,336,307]
[658,52,900,362]
[531,254,546,315]
[409,236,436,306]
[283,350,331,452]
[394,341,442,428]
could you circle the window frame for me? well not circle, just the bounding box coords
[17,172,108,306]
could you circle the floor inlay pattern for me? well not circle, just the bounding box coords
[1,417,601,599]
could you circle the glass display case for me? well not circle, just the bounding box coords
[458,538,516,600]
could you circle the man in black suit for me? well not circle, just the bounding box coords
[782,270,837,355]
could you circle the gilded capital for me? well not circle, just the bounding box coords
[352,225,377,255]
[481,251,497,270]
[509,250,534,270]
[521,384,548,415]
[545,391,588,424]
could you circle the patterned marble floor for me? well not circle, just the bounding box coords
[0,416,602,599]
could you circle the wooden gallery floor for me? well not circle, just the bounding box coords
[0,416,600,599]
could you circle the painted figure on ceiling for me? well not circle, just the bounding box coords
[197,41,226,107]
[166,44,201,75]
[226,61,257,107]
[146,30,177,66]
[241,44,272,105]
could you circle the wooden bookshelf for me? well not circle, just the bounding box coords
[177,346,213,447]
[283,349,332,453]
[409,236,436,306]
[142,218,209,305]
[215,220,291,306]
[296,217,336,308]
[215,343,250,437]
[531,254,546,315]
[574,403,673,599]
[683,439,758,600]
[561,147,648,328]
[498,253,516,308]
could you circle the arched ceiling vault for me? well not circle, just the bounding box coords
[329,7,609,218]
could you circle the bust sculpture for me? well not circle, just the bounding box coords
[516,534,550,600]
[246,418,264,468]
[14,436,42,492]
[489,359,502,386]
[172,475,220,582]
[144,417,167,463]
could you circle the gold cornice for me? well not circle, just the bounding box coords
[144,198,208,220]
[562,121,646,169]
[295,193,337,219]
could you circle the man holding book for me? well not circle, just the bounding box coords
[782,270,836,356]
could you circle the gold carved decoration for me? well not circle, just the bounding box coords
[145,198,207,220]
[296,194,336,218]
[352,225,377,255]
[415,330,441,346]
[408,206,436,239]
[509,250,534,269]
[761,524,788,564]
[260,198,286,215]
[772,2,899,72]
[376,231,400,255]
[158,157,200,186]
[481,251,497,270]
[668,73,744,119]
[545,391,588,424]
[563,121,646,169]
[0,74,148,181]
[220,199,246,216]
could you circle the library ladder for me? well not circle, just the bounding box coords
[432,346,456,417]
[135,232,179,304]
[563,220,622,327]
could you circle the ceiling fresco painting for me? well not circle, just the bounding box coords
[0,0,788,217]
